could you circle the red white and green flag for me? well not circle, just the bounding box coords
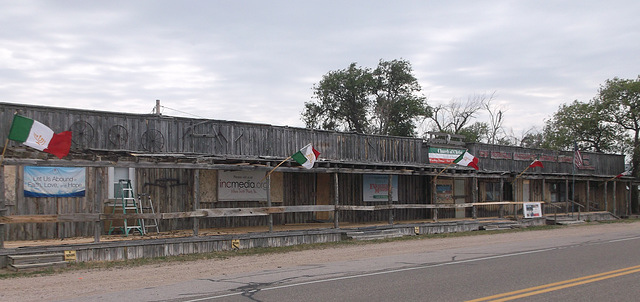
[453,151,479,170]
[291,143,320,169]
[8,115,72,159]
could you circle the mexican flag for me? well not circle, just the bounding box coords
[291,143,320,169]
[453,151,479,170]
[8,115,72,159]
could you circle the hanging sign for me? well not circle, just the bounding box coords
[218,170,268,201]
[24,166,86,197]
[363,174,399,202]
[428,147,465,164]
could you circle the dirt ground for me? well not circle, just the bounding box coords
[3,221,640,302]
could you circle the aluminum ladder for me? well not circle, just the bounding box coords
[107,179,144,236]
[138,193,160,235]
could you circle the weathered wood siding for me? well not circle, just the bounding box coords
[0,102,423,165]
[468,143,625,176]
[337,174,430,223]
[3,166,106,241]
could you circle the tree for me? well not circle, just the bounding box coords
[302,59,430,137]
[458,122,488,143]
[302,63,373,133]
[371,59,430,137]
[429,95,484,134]
[542,100,624,153]
[597,76,640,176]
[518,127,544,148]
[482,93,506,144]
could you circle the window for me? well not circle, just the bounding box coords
[485,182,500,201]
[550,182,567,202]
[108,167,135,199]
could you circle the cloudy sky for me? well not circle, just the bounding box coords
[1,1,639,136]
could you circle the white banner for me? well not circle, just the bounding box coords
[428,147,465,164]
[363,174,399,202]
[218,170,268,201]
[24,166,86,197]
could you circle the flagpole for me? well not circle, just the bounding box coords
[511,165,531,184]
[434,161,456,180]
[434,149,470,180]
[572,142,576,214]
[0,138,8,166]
[260,156,292,183]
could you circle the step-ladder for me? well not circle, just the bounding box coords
[138,193,159,235]
[108,179,144,236]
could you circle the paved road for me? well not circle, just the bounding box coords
[62,226,640,302]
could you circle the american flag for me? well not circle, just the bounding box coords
[574,144,584,169]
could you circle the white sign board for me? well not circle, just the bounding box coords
[523,202,543,218]
[218,170,268,201]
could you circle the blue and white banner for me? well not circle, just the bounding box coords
[24,166,86,197]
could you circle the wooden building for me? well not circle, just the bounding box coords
[0,102,633,243]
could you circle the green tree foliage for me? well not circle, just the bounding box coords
[302,63,373,133]
[371,59,430,136]
[542,100,624,153]
[458,122,488,143]
[302,59,430,137]
[597,76,640,176]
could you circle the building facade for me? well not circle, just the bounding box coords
[0,102,632,241]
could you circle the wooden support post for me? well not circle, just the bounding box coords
[627,180,631,216]
[472,177,478,219]
[604,181,608,213]
[565,178,569,214]
[499,178,504,218]
[0,164,5,248]
[94,168,102,243]
[512,178,517,219]
[586,180,590,212]
[193,169,200,236]
[267,173,273,232]
[613,181,617,216]
[388,174,393,225]
[333,172,339,229]
[431,176,437,222]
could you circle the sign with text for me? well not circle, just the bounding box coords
[24,166,86,197]
[428,147,465,164]
[218,170,268,201]
[363,174,399,202]
[523,202,543,218]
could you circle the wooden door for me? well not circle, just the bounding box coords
[315,174,332,221]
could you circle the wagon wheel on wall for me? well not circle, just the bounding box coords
[69,120,94,149]
[141,129,164,152]
[108,125,128,148]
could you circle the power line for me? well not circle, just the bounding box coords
[153,105,209,119]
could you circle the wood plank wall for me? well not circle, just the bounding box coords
[468,143,625,176]
[0,103,422,165]
[4,166,105,241]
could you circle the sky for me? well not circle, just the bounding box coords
[1,1,639,138]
